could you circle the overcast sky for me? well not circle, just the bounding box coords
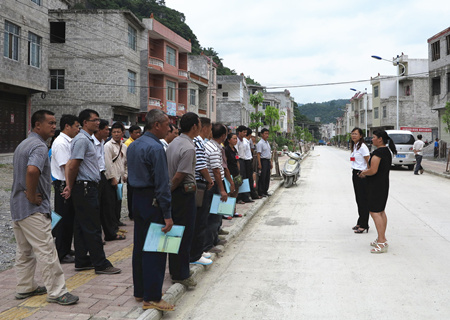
[166,0,450,104]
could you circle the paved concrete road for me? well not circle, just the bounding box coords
[165,146,450,320]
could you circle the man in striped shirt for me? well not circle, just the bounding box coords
[190,118,215,263]
[203,123,230,253]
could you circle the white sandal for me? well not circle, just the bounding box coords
[370,239,378,247]
[371,242,388,254]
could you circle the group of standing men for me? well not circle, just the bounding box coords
[129,110,273,311]
[10,108,272,311]
[10,109,131,306]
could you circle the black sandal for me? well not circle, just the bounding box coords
[354,227,369,233]
[352,225,360,230]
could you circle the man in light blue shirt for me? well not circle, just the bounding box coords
[64,109,120,275]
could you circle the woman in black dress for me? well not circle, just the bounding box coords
[359,129,397,254]
[224,133,243,217]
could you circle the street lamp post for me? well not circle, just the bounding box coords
[350,88,368,136]
[371,55,406,130]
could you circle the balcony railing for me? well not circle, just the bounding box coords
[149,57,164,68]
[148,97,161,107]
[178,70,188,78]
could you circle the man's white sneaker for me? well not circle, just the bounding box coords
[190,256,213,266]
[202,252,212,259]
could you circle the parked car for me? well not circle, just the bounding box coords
[385,130,416,170]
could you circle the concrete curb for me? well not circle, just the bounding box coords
[424,169,450,179]
[138,153,308,320]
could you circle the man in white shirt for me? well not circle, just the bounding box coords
[413,134,425,175]
[256,128,273,197]
[51,114,80,264]
[236,126,253,203]
[103,122,128,241]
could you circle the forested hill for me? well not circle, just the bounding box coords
[297,99,349,124]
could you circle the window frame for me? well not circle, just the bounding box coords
[432,41,440,61]
[166,80,176,101]
[28,32,42,68]
[4,21,20,61]
[447,35,450,55]
[50,69,65,90]
[432,77,441,96]
[374,107,379,119]
[374,86,379,98]
[128,25,137,51]
[166,45,176,67]
[447,73,450,93]
[382,106,387,118]
[189,89,196,106]
[128,70,136,94]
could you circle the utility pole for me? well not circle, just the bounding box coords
[209,56,213,119]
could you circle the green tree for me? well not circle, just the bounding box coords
[248,92,264,136]
[442,102,450,134]
[264,106,281,139]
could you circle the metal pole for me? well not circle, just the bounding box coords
[364,88,368,135]
[396,61,399,130]
[209,56,213,118]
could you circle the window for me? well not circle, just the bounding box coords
[405,85,411,96]
[28,32,41,68]
[50,69,65,90]
[50,22,65,43]
[218,84,222,89]
[447,73,450,93]
[190,89,196,105]
[4,21,20,60]
[222,92,228,97]
[128,25,137,50]
[382,106,387,118]
[351,102,354,111]
[31,0,41,5]
[447,35,450,55]
[432,77,441,96]
[166,80,176,101]
[128,70,136,94]
[374,86,379,98]
[166,46,176,66]
[360,111,364,124]
[432,41,440,61]
[262,101,270,110]
[374,107,379,119]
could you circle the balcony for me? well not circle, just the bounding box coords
[149,57,164,70]
[177,103,186,116]
[148,97,162,110]
[178,70,188,82]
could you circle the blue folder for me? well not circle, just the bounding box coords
[51,211,62,229]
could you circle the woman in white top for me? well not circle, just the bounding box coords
[350,128,370,233]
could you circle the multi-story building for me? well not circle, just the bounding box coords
[31,9,146,125]
[141,15,191,124]
[0,0,68,155]
[216,75,251,128]
[268,90,295,134]
[370,54,438,141]
[428,27,450,142]
[349,91,372,136]
[187,54,217,121]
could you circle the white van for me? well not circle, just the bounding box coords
[386,130,416,170]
